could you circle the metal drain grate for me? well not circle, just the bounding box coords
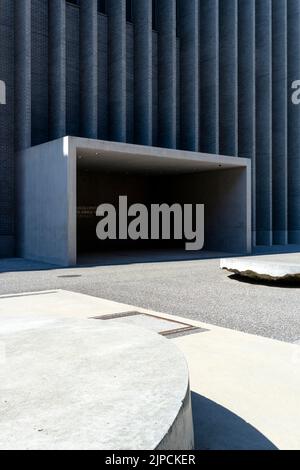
[92,311,209,338]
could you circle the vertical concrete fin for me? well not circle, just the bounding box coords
[287,0,300,244]
[238,0,256,245]
[49,0,66,140]
[219,0,238,157]
[255,0,273,246]
[199,0,219,154]
[14,0,31,151]
[108,0,127,143]
[133,0,152,146]
[177,0,199,151]
[272,0,288,245]
[157,0,177,149]
[80,0,98,139]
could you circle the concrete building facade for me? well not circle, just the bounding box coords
[0,0,299,264]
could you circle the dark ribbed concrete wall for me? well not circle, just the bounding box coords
[0,0,14,256]
[288,0,300,244]
[1,0,300,256]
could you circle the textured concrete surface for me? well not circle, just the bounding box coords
[0,251,300,343]
[3,0,300,256]
[221,253,300,280]
[1,289,299,450]
[0,304,193,450]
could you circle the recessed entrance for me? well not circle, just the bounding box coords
[18,137,251,266]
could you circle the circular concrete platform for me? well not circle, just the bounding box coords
[220,254,300,281]
[0,318,193,450]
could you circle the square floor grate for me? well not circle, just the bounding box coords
[92,311,209,338]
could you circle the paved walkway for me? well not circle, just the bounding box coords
[0,251,300,343]
[1,289,299,450]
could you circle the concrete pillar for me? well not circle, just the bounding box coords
[219,0,238,157]
[49,0,66,140]
[14,0,31,150]
[108,0,126,143]
[288,0,300,244]
[157,0,177,149]
[199,0,219,154]
[272,0,288,245]
[133,0,152,146]
[238,0,256,245]
[80,0,98,139]
[177,0,199,152]
[255,0,272,246]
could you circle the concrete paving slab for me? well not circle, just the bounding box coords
[220,253,300,281]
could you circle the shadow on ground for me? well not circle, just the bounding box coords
[192,393,278,450]
[77,250,234,268]
[228,273,300,289]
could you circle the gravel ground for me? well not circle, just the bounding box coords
[0,252,299,344]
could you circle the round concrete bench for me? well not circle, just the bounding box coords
[0,318,194,450]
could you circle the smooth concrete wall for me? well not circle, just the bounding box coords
[176,168,251,254]
[17,138,76,266]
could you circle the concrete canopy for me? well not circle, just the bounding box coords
[17,137,251,266]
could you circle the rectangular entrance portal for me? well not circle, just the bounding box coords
[17,137,251,266]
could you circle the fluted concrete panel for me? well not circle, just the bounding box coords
[80,0,98,138]
[288,0,300,244]
[219,0,238,157]
[14,0,31,151]
[272,0,288,245]
[152,31,158,147]
[238,0,256,244]
[66,4,80,137]
[178,0,199,151]
[31,0,49,146]
[0,0,15,255]
[256,0,272,246]
[126,24,134,144]
[199,0,219,154]
[108,0,126,143]
[157,0,177,149]
[98,15,108,140]
[49,0,66,140]
[133,0,152,146]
